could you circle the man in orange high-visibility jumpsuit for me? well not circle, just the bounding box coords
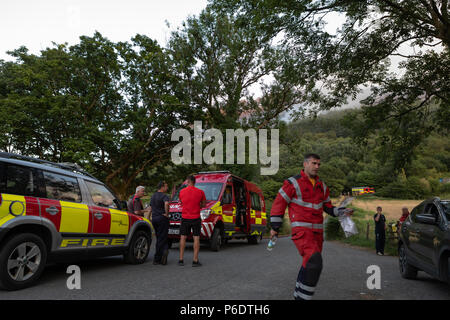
[270,153,353,300]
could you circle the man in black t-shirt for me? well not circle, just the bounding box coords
[150,181,170,265]
[374,206,386,256]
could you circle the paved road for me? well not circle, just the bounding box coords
[0,237,449,300]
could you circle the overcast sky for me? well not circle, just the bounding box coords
[0,0,208,61]
[1,1,421,112]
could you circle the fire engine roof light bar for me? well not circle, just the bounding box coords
[197,171,231,174]
[0,152,97,179]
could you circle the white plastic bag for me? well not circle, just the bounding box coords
[335,197,358,237]
[338,214,358,238]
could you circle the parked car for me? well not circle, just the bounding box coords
[0,152,153,290]
[398,197,450,284]
[168,171,267,251]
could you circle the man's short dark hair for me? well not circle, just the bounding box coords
[304,153,321,162]
[187,175,196,184]
[157,181,167,190]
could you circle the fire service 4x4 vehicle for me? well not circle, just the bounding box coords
[398,197,450,284]
[168,171,267,251]
[0,153,153,290]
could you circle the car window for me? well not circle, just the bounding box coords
[171,184,186,202]
[410,201,426,222]
[172,183,223,201]
[259,194,265,211]
[222,186,233,204]
[195,183,223,201]
[0,162,5,192]
[85,181,118,209]
[441,201,450,221]
[43,171,81,203]
[251,192,261,211]
[425,203,441,224]
[4,164,39,197]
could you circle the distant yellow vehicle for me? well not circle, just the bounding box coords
[352,186,375,196]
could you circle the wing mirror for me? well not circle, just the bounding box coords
[114,199,129,211]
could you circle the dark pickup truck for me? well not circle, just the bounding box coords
[398,197,450,284]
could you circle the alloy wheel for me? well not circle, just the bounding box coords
[7,242,42,282]
[134,236,149,260]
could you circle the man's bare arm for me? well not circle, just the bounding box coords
[164,201,169,217]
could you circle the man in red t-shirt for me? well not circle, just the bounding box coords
[178,175,206,267]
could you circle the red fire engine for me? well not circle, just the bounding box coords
[168,171,266,251]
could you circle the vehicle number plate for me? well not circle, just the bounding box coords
[169,228,179,235]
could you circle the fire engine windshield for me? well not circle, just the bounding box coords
[171,183,223,202]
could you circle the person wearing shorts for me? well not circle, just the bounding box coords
[178,175,206,267]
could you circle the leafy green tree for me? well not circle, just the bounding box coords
[0,32,194,198]
[167,6,304,130]
[211,0,450,174]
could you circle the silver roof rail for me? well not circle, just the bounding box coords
[0,152,97,179]
[197,171,231,174]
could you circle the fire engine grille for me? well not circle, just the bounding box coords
[170,212,182,221]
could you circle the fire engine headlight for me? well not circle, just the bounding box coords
[200,209,212,220]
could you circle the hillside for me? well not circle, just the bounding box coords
[256,108,450,206]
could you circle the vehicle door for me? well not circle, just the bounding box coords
[415,202,444,270]
[259,192,267,226]
[405,201,426,261]
[84,180,129,239]
[41,170,89,235]
[250,191,261,225]
[249,191,262,229]
[221,184,235,232]
[243,185,251,233]
[234,181,249,231]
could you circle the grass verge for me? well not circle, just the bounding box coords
[325,206,399,256]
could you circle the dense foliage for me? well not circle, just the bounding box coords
[211,0,450,175]
[1,1,448,201]
[255,109,450,201]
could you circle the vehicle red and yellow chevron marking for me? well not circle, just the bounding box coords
[0,194,25,227]
[250,209,266,225]
[89,206,141,235]
[261,211,267,225]
[0,191,151,235]
[222,206,235,223]
[0,194,44,227]
[250,209,256,224]
[24,196,40,217]
[109,208,129,235]
[59,201,90,233]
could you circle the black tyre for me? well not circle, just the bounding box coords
[210,228,223,252]
[247,233,262,245]
[0,233,48,291]
[399,243,418,279]
[447,257,450,285]
[124,230,151,264]
[440,255,450,285]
